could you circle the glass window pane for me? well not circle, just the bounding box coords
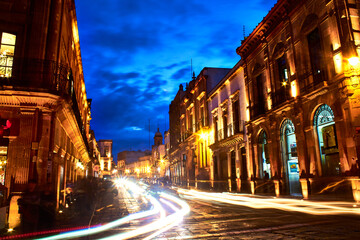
[0,45,15,56]
[6,67,12,77]
[1,33,16,45]
[0,56,6,66]
[6,56,13,67]
[0,67,5,76]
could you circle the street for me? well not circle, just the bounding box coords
[35,180,360,240]
[160,193,360,239]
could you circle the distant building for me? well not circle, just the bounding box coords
[89,130,100,178]
[118,150,150,176]
[98,140,113,177]
[152,128,166,178]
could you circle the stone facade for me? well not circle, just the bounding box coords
[236,0,360,198]
[168,0,360,201]
[208,61,248,192]
[0,0,92,206]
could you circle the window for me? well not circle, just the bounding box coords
[277,55,289,87]
[232,99,240,133]
[0,32,16,78]
[307,28,325,83]
[274,55,290,105]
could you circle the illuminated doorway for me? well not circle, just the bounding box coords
[280,119,300,195]
[258,130,270,179]
[314,104,340,176]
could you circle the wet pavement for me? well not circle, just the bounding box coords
[153,193,360,239]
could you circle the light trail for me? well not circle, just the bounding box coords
[36,195,161,240]
[36,179,190,240]
[100,192,190,240]
[142,193,190,240]
[178,189,360,216]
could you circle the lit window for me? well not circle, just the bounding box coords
[0,32,16,78]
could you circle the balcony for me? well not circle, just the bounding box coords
[196,118,206,130]
[0,57,71,95]
[299,70,326,94]
[0,58,90,153]
[180,130,193,142]
[233,120,245,135]
[250,102,266,120]
[216,120,245,142]
[271,88,291,108]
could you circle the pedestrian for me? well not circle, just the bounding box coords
[18,179,40,233]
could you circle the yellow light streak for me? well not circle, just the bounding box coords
[178,189,360,216]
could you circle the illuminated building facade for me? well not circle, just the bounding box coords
[169,68,231,188]
[237,0,360,199]
[0,0,91,206]
[164,130,171,177]
[98,140,113,177]
[119,150,150,176]
[208,61,248,192]
[152,128,166,178]
[89,130,101,178]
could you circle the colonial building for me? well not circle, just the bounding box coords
[169,68,231,188]
[0,0,92,205]
[208,61,248,192]
[151,128,166,178]
[98,140,113,177]
[237,0,360,199]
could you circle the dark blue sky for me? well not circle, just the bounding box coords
[75,0,277,158]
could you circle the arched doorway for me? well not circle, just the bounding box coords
[314,104,340,176]
[280,119,301,195]
[258,130,270,179]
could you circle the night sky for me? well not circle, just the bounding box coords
[75,0,278,159]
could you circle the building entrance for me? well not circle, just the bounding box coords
[314,104,340,176]
[281,119,301,195]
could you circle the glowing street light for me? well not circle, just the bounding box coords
[348,56,360,67]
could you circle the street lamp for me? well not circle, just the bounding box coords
[345,56,360,88]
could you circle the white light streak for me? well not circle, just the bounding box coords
[178,189,360,216]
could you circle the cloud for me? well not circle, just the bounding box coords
[76,0,278,155]
[171,67,190,80]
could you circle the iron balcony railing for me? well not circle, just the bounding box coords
[196,118,207,130]
[0,58,90,153]
[271,88,291,108]
[299,70,326,94]
[250,101,266,120]
[215,120,245,142]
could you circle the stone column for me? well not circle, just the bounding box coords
[227,151,232,191]
[235,144,241,192]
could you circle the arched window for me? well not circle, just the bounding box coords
[258,130,270,179]
[314,104,340,176]
[307,28,326,84]
[280,119,301,194]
